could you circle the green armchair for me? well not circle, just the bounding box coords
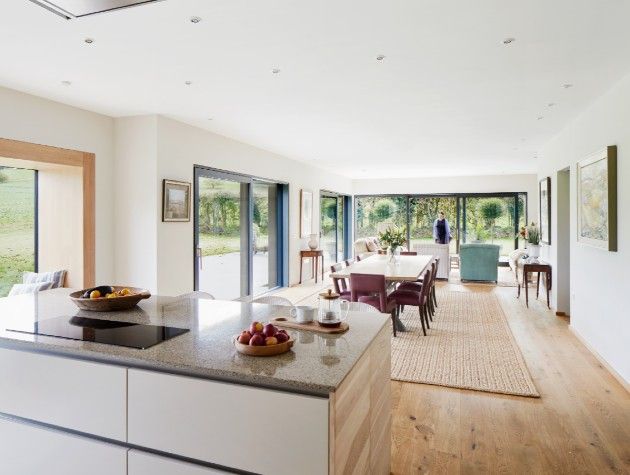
[459,243,500,282]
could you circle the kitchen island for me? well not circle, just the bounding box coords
[0,289,391,474]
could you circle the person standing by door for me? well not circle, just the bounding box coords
[433,211,452,244]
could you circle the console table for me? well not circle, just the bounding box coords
[299,249,324,284]
[517,259,552,308]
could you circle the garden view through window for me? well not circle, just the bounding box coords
[355,193,526,256]
[0,166,37,297]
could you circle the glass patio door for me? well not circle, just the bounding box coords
[194,167,287,300]
[409,196,458,254]
[195,171,249,300]
[320,193,347,268]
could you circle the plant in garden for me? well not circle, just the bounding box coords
[0,171,7,184]
[369,199,396,222]
[478,198,504,243]
[378,226,407,251]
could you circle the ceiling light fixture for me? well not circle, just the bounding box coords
[562,83,573,89]
[537,116,544,120]
[185,81,192,86]
[502,37,516,45]
[61,80,72,86]
[190,16,202,23]
[271,68,281,74]
[376,55,385,61]
[548,102,556,107]
[84,38,94,44]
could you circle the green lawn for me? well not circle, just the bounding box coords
[198,233,269,257]
[0,168,36,297]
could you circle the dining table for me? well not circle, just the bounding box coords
[330,253,434,331]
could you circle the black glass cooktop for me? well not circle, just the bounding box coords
[7,316,189,349]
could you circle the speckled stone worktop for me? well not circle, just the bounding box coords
[0,289,389,396]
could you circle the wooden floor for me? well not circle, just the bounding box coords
[276,278,630,474]
[390,282,630,475]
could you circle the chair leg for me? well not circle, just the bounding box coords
[418,307,426,336]
[432,286,437,307]
[422,306,430,329]
[390,310,397,337]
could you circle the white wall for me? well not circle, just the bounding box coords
[112,115,353,295]
[0,87,115,284]
[538,73,630,384]
[353,173,538,224]
[113,116,158,291]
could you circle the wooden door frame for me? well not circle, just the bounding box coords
[0,137,95,287]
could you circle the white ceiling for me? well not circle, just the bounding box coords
[1,0,630,178]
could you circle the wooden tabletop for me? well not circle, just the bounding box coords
[330,254,433,282]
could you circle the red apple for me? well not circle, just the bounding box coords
[262,323,277,337]
[237,331,252,344]
[249,333,265,346]
[275,332,289,343]
[265,336,278,346]
[249,321,264,334]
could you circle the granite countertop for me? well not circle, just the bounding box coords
[0,289,389,396]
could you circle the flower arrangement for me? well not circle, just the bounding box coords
[378,226,407,250]
[518,222,540,245]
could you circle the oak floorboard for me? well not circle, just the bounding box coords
[389,283,630,475]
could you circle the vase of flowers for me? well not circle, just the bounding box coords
[523,222,541,258]
[378,226,407,263]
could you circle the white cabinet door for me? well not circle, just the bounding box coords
[0,348,127,440]
[128,369,329,475]
[129,450,229,475]
[0,416,127,475]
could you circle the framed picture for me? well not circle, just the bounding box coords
[539,177,551,245]
[162,179,191,222]
[577,145,617,251]
[300,189,313,238]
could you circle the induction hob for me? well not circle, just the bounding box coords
[7,316,189,349]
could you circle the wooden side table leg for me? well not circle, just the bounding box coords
[299,257,303,284]
[536,272,540,298]
[525,271,529,308]
[321,255,324,282]
[315,256,319,283]
[546,270,550,309]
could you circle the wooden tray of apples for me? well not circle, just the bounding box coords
[234,321,294,356]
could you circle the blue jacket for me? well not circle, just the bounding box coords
[433,218,451,243]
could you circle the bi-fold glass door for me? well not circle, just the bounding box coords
[194,167,287,300]
[320,192,350,269]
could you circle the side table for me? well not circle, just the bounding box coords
[299,249,324,284]
[517,260,552,308]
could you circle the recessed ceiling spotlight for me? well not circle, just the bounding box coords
[207,118,213,121]
[190,16,202,23]
[376,55,385,61]
[84,38,94,44]
[537,116,544,120]
[61,80,72,86]
[502,37,516,45]
[271,68,281,74]
[185,81,192,86]
[562,83,573,89]
[548,102,556,107]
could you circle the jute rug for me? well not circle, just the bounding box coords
[391,290,540,397]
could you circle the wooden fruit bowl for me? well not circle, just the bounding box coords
[69,287,151,312]
[233,336,294,357]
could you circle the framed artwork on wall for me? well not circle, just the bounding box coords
[300,189,313,238]
[162,179,191,222]
[576,145,617,251]
[539,177,551,245]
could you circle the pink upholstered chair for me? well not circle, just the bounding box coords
[390,268,432,336]
[398,259,438,321]
[330,263,351,299]
[400,251,417,256]
[349,273,398,336]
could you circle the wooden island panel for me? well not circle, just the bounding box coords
[329,325,391,474]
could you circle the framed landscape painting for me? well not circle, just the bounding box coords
[300,189,313,238]
[539,177,551,245]
[576,146,617,251]
[162,179,191,222]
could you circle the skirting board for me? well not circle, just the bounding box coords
[568,325,629,394]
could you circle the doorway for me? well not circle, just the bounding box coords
[320,191,351,269]
[193,166,288,300]
[556,168,571,316]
